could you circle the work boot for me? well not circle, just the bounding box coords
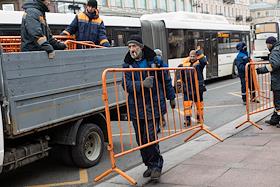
[265,120,278,126]
[143,168,152,178]
[150,168,161,181]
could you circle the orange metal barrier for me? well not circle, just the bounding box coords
[0,35,75,53]
[94,67,223,185]
[236,61,273,130]
[64,40,105,50]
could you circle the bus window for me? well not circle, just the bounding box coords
[218,32,230,54]
[168,29,185,59]
[187,31,204,53]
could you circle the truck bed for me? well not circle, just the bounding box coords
[0,47,127,137]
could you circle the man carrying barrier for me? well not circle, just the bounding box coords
[21,0,67,58]
[95,36,223,185]
[256,36,280,128]
[178,49,208,127]
[61,0,110,47]
[235,42,259,105]
[122,35,176,181]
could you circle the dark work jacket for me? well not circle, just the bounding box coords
[21,0,64,51]
[122,46,175,120]
[62,10,110,47]
[235,50,249,78]
[179,57,207,95]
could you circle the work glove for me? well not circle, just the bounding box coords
[41,43,55,59]
[256,67,269,74]
[143,76,154,88]
[170,99,176,109]
[55,42,67,50]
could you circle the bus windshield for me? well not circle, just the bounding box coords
[255,23,277,34]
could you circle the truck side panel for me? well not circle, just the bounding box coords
[1,48,127,136]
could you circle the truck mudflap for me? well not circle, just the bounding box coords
[2,137,50,172]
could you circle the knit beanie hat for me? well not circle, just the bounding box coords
[127,35,144,48]
[87,0,98,8]
[266,36,277,45]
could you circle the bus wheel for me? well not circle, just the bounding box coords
[231,64,238,78]
[71,123,104,168]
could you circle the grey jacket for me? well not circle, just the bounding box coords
[257,41,280,91]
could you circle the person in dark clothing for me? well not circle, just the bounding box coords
[122,35,176,181]
[61,0,110,47]
[235,42,258,105]
[178,49,208,127]
[256,36,280,127]
[21,0,67,58]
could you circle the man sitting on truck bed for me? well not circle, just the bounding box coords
[21,0,67,58]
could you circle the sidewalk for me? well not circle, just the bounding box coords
[146,116,280,187]
[96,110,279,187]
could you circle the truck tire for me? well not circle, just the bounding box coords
[71,123,104,168]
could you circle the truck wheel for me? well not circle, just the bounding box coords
[71,123,104,168]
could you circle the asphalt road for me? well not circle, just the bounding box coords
[0,76,249,187]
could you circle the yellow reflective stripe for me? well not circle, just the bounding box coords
[266,64,273,72]
[91,18,102,24]
[37,36,47,45]
[100,39,108,45]
[77,13,89,22]
[63,30,71,36]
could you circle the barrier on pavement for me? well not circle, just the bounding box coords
[236,61,273,130]
[95,67,223,185]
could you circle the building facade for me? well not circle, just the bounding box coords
[193,0,251,25]
[250,0,280,24]
[0,0,250,24]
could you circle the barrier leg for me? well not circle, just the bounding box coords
[184,124,224,142]
[115,168,137,185]
[236,120,263,130]
[94,169,113,182]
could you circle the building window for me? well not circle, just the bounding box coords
[115,0,122,7]
[257,12,261,17]
[170,0,176,11]
[139,0,147,9]
[126,0,135,8]
[101,0,108,6]
[2,3,15,11]
[151,0,158,9]
[160,0,167,11]
[178,0,184,11]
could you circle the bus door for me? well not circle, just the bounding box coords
[204,32,218,79]
[141,20,168,63]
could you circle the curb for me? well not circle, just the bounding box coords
[96,109,273,187]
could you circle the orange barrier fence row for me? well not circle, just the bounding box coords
[236,61,273,130]
[0,35,76,52]
[94,67,223,185]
